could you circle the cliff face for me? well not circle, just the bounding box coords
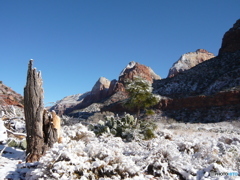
[157,90,240,110]
[88,77,111,103]
[219,19,240,55]
[168,49,215,78]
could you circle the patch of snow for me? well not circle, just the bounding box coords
[119,61,136,77]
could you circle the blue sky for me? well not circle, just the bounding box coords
[0,0,239,106]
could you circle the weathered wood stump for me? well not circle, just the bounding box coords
[24,60,58,163]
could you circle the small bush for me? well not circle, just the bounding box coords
[89,113,157,141]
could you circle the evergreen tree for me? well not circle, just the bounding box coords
[123,77,159,119]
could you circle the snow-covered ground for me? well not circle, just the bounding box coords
[1,116,240,180]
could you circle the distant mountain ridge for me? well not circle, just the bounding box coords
[49,19,240,123]
[49,92,90,115]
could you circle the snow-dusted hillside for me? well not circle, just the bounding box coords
[1,114,240,180]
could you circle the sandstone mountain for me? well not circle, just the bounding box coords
[167,49,215,78]
[85,77,111,103]
[0,81,23,108]
[50,61,161,116]
[113,61,161,92]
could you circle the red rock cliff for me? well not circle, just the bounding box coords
[113,61,161,92]
[157,90,240,110]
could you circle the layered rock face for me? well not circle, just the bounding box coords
[90,77,111,102]
[168,49,215,78]
[157,90,240,110]
[0,82,23,108]
[113,61,161,92]
[219,19,240,55]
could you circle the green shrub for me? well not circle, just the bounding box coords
[7,139,27,150]
[89,113,157,141]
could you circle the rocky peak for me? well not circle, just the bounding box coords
[91,77,110,93]
[167,49,215,78]
[119,61,136,77]
[219,19,240,55]
[79,77,110,104]
[114,61,161,92]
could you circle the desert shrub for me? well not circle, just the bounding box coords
[89,113,157,141]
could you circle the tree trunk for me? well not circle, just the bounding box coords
[24,60,58,162]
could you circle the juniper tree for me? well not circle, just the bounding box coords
[123,77,159,119]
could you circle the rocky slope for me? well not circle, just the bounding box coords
[49,92,90,115]
[0,82,23,108]
[167,49,215,78]
[153,51,240,98]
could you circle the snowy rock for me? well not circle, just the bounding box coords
[49,92,90,115]
[168,49,215,78]
[0,119,7,143]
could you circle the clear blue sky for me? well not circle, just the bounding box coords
[0,0,239,106]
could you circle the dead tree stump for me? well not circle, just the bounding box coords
[24,60,58,163]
